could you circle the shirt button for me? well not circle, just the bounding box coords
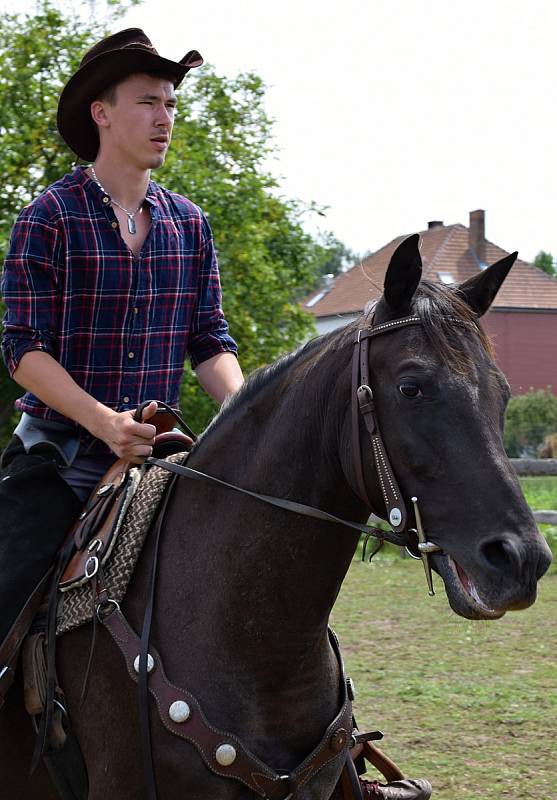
[123,396,130,403]
[111,220,118,229]
[133,307,139,314]
[102,196,110,204]
[128,351,134,359]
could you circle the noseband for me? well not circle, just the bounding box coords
[351,315,442,595]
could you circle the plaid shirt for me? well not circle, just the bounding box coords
[1,166,237,426]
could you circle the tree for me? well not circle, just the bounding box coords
[504,389,557,457]
[311,232,358,284]
[533,251,556,277]
[0,0,343,436]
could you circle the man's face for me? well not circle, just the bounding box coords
[95,73,177,169]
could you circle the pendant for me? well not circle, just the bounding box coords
[127,216,136,235]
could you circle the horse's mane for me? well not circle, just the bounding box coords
[202,280,493,439]
[202,328,347,438]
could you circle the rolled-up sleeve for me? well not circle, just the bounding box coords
[1,207,60,377]
[188,214,238,370]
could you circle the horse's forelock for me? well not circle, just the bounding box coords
[411,281,494,375]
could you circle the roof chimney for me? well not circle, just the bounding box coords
[469,209,486,265]
[428,220,443,229]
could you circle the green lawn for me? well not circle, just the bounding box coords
[331,480,556,800]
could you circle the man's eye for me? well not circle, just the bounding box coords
[399,383,422,398]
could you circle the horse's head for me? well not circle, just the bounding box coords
[360,234,552,619]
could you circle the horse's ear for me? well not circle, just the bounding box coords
[382,234,422,315]
[456,252,518,317]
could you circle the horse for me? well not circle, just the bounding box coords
[0,234,552,799]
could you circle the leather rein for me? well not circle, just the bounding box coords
[146,314,442,588]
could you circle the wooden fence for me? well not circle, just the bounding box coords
[379,460,557,534]
[512,459,557,525]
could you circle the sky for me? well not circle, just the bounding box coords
[112,0,557,264]
[10,0,557,263]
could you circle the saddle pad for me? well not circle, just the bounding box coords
[56,453,186,636]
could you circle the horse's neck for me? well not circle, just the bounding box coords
[164,368,363,659]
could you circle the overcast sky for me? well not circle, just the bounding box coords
[12,0,557,263]
[113,0,557,263]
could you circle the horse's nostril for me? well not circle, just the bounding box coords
[480,539,518,573]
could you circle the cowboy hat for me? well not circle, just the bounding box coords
[57,28,203,161]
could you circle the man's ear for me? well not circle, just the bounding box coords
[456,252,518,317]
[90,100,110,129]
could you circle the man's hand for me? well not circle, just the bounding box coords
[98,400,158,464]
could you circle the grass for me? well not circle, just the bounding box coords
[521,476,557,564]
[331,477,557,800]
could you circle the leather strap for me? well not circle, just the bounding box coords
[350,318,423,533]
[145,457,410,548]
[102,607,352,798]
[0,568,54,707]
[134,400,197,442]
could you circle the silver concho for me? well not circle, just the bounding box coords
[133,654,155,674]
[215,744,237,766]
[169,700,191,723]
[389,507,402,527]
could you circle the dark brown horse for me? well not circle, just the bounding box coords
[1,235,552,799]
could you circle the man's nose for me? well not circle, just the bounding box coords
[156,105,173,127]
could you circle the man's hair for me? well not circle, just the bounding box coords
[95,71,177,106]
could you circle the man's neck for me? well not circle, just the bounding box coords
[89,157,151,210]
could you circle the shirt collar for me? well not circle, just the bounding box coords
[74,165,159,211]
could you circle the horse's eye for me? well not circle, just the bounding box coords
[399,383,421,398]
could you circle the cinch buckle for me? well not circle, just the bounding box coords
[357,384,374,411]
[274,774,293,800]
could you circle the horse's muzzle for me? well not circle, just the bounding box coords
[432,532,552,620]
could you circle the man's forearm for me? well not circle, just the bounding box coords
[194,352,244,404]
[12,350,158,463]
[13,350,115,436]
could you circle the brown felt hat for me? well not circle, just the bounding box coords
[57,28,203,161]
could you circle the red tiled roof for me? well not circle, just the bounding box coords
[305,221,557,316]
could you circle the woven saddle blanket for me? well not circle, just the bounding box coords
[56,453,186,636]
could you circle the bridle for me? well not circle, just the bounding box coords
[350,315,442,595]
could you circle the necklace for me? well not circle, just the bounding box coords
[90,165,144,234]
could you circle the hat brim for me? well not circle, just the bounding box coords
[57,48,203,161]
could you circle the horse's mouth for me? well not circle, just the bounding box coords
[433,554,506,620]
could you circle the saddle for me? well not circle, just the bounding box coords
[0,405,193,708]
[59,409,193,592]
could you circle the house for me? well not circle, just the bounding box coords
[304,210,557,395]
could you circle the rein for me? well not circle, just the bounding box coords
[145,314,442,585]
[144,457,410,548]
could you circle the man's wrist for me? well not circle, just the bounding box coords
[81,402,118,441]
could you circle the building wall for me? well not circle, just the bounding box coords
[483,310,557,395]
[314,309,557,396]
[315,313,358,335]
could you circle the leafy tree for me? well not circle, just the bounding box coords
[0,0,343,436]
[312,232,358,282]
[504,389,557,457]
[161,70,321,427]
[533,251,556,277]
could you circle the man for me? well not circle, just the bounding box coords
[0,29,243,666]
